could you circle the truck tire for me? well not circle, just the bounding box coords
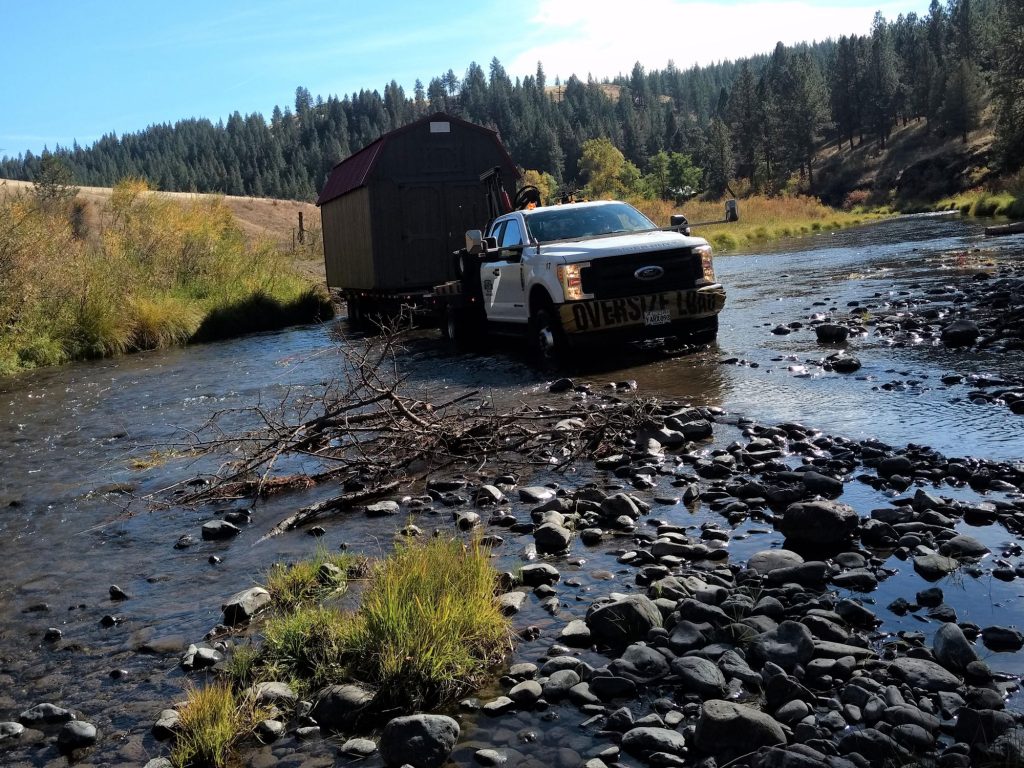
[346,295,364,331]
[442,305,480,350]
[529,302,566,365]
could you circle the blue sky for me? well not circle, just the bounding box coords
[1,0,931,158]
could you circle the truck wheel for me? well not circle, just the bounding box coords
[346,295,364,330]
[529,304,565,364]
[443,305,480,350]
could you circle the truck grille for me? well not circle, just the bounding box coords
[579,248,704,299]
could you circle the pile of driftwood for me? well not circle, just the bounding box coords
[163,329,664,537]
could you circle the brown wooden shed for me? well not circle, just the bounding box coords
[316,113,518,294]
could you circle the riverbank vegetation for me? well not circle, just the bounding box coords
[633,193,888,253]
[171,682,268,768]
[233,538,510,708]
[936,181,1024,219]
[0,178,331,375]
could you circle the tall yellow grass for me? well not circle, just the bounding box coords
[0,179,330,375]
[630,195,889,253]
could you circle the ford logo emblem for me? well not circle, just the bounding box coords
[634,265,665,281]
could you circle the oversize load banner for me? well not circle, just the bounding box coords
[559,287,726,333]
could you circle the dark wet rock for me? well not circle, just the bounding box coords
[482,696,515,714]
[763,561,829,587]
[837,728,910,763]
[671,656,728,698]
[889,657,961,692]
[534,522,572,554]
[559,619,591,647]
[57,721,97,753]
[913,553,960,581]
[800,470,844,498]
[940,534,991,559]
[778,500,859,545]
[145,761,174,768]
[508,680,543,706]
[0,722,25,741]
[981,626,1024,651]
[519,563,560,587]
[549,378,574,394]
[174,534,196,549]
[953,708,1015,752]
[520,486,556,503]
[543,669,581,699]
[668,620,708,654]
[44,627,62,641]
[621,726,687,757]
[828,354,862,373]
[295,725,321,740]
[474,748,508,766]
[941,319,980,347]
[695,699,786,760]
[878,455,913,478]
[19,703,75,726]
[252,681,298,706]
[816,323,850,343]
[836,598,880,628]
[601,493,642,520]
[916,587,944,607]
[152,709,181,740]
[771,325,792,335]
[454,510,481,530]
[253,719,284,743]
[589,674,638,701]
[309,683,376,731]
[831,568,878,591]
[586,594,662,646]
[750,621,815,672]
[497,591,527,616]
[933,623,979,673]
[475,485,505,505]
[222,586,270,625]
[181,644,222,670]
[201,519,240,540]
[365,500,400,516]
[611,643,671,683]
[109,585,129,601]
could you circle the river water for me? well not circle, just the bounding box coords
[1,214,1023,766]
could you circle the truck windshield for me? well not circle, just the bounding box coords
[524,203,656,243]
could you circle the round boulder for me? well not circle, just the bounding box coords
[778,500,859,545]
[694,700,786,761]
[379,714,460,768]
[586,595,663,647]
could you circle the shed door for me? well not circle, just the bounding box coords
[398,184,446,287]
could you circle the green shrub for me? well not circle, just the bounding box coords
[265,547,353,610]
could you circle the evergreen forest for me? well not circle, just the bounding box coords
[2,0,1021,206]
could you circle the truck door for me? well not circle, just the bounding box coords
[482,218,528,323]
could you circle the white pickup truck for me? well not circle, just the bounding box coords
[440,197,733,360]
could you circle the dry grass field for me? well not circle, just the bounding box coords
[0,178,327,282]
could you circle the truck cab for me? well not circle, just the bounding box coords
[466,200,728,358]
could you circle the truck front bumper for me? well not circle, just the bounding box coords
[557,285,725,335]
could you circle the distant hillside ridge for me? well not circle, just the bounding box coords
[2,0,1020,209]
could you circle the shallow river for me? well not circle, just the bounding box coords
[1,214,1023,766]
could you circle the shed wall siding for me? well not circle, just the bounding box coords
[321,186,374,290]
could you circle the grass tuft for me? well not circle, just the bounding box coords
[265,547,354,610]
[348,536,511,709]
[170,681,267,768]
[231,536,511,714]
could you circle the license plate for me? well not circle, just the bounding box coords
[644,309,671,326]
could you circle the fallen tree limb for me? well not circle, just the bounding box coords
[260,479,403,541]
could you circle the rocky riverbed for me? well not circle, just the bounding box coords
[2,215,1023,768]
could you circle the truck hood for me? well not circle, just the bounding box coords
[537,230,708,263]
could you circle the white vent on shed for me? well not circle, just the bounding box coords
[429,121,451,133]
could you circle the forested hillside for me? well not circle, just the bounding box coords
[2,0,1020,207]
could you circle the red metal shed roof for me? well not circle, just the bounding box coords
[315,112,517,206]
[314,137,385,206]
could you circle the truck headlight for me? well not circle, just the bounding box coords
[695,245,715,281]
[557,263,589,301]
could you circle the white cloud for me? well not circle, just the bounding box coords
[509,0,927,80]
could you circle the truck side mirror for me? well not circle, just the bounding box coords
[670,214,691,236]
[725,199,739,222]
[466,230,485,254]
